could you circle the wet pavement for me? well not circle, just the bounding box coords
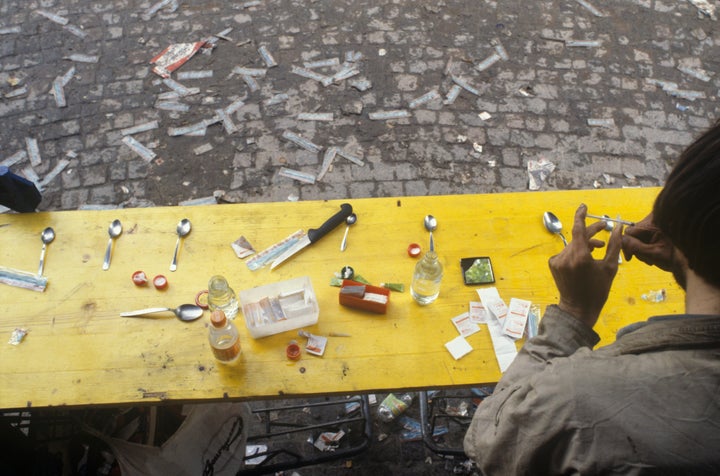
[1,0,719,474]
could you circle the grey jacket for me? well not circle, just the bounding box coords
[464,305,720,475]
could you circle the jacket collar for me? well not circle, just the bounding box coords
[615,315,720,354]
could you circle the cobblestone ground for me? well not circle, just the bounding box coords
[1,0,718,211]
[1,0,719,474]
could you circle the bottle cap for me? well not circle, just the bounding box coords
[132,270,148,286]
[211,310,227,328]
[153,274,168,290]
[286,341,301,360]
[195,290,209,309]
[407,243,421,257]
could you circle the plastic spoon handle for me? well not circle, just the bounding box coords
[170,236,180,271]
[121,307,173,317]
[38,244,47,276]
[102,237,113,270]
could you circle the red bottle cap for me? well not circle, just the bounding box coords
[132,270,148,286]
[286,341,301,361]
[407,243,421,258]
[195,290,209,309]
[153,274,168,290]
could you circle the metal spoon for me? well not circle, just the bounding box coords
[543,211,568,247]
[38,227,55,276]
[424,215,438,251]
[120,304,204,322]
[103,219,123,270]
[170,218,191,271]
[340,213,357,251]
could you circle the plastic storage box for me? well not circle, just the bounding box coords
[239,276,319,338]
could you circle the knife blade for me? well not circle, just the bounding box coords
[270,203,353,270]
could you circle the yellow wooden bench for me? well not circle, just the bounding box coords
[0,188,682,410]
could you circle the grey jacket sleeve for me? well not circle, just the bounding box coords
[463,305,600,474]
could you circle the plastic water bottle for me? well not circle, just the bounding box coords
[209,310,241,364]
[207,275,239,319]
[410,251,443,305]
[377,393,413,422]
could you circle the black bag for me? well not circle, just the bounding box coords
[0,166,41,212]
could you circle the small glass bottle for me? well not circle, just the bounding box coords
[410,251,443,305]
[209,310,240,364]
[207,275,239,319]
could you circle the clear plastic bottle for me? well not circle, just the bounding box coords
[410,251,443,305]
[209,310,240,364]
[377,393,413,422]
[207,275,239,319]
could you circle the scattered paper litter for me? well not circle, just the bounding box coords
[303,332,327,356]
[477,287,509,322]
[503,298,531,340]
[38,159,70,189]
[445,335,473,360]
[25,138,41,167]
[150,42,207,78]
[35,10,69,25]
[469,301,489,324]
[65,54,99,63]
[9,328,28,345]
[575,0,604,17]
[527,157,556,191]
[193,143,213,155]
[477,288,519,372]
[245,445,268,466]
[451,312,481,337]
[1,150,27,168]
[178,196,218,206]
[122,136,156,162]
[231,236,255,259]
[587,118,615,127]
[314,430,345,451]
[120,120,159,136]
[486,315,518,372]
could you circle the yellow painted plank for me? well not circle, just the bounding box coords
[0,189,681,409]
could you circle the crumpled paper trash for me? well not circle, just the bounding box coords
[527,157,556,190]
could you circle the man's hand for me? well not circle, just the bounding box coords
[621,213,674,272]
[548,204,623,328]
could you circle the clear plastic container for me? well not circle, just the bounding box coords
[410,251,443,305]
[209,310,240,364]
[207,275,239,319]
[239,276,319,338]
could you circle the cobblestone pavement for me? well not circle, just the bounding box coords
[1,0,719,211]
[1,0,719,474]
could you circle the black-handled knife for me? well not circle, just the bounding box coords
[271,203,353,270]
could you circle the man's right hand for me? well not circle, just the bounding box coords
[621,214,674,271]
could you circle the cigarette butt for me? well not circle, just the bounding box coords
[329,332,351,337]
